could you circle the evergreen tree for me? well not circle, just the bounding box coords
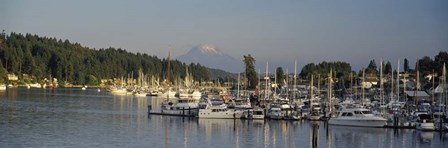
[384,61,392,74]
[243,54,257,89]
[366,59,378,74]
[275,67,285,87]
[404,58,409,72]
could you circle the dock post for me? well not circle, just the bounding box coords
[148,105,152,117]
[183,107,185,116]
[188,107,191,116]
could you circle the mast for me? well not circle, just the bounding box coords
[318,74,321,98]
[274,69,277,97]
[391,68,394,102]
[167,48,171,84]
[443,63,446,108]
[329,69,333,116]
[415,60,419,105]
[432,70,434,104]
[265,62,269,103]
[237,73,240,100]
[397,60,400,102]
[362,68,365,105]
[294,60,297,100]
[286,69,289,99]
[380,59,384,109]
[310,74,314,101]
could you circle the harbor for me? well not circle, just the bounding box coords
[1,88,447,147]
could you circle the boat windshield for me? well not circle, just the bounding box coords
[361,111,372,114]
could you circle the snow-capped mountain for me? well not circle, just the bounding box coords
[176,44,242,73]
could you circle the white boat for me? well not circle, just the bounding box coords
[308,101,321,121]
[241,108,265,120]
[29,83,42,88]
[161,98,199,116]
[232,97,252,110]
[198,98,243,119]
[110,87,128,95]
[148,90,161,96]
[267,104,283,120]
[413,112,435,131]
[0,84,6,91]
[308,110,321,121]
[328,105,387,127]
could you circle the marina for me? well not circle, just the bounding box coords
[1,88,447,147]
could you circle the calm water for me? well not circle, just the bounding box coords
[1,88,447,148]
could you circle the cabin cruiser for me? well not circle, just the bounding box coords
[308,102,321,121]
[241,107,265,120]
[198,98,243,119]
[413,113,435,131]
[161,98,199,116]
[412,104,435,131]
[328,104,387,127]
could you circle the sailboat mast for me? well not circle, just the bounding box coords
[397,60,400,102]
[274,69,277,97]
[380,59,383,109]
[310,74,314,100]
[167,48,171,84]
[294,60,297,100]
[286,69,289,99]
[362,68,365,105]
[237,73,240,100]
[329,69,332,115]
[432,70,435,104]
[265,62,269,103]
[415,60,420,105]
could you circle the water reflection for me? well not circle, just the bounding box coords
[309,121,319,148]
[0,89,446,147]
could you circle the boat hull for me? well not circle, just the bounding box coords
[198,110,243,119]
[416,123,435,131]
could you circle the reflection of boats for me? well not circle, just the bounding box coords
[417,131,434,143]
[328,105,387,127]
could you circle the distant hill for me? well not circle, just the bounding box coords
[177,44,243,73]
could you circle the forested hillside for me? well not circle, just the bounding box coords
[0,32,212,85]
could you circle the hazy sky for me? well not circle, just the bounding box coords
[1,0,447,72]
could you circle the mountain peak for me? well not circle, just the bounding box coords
[191,44,223,55]
[177,44,242,73]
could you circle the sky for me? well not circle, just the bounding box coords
[1,0,447,73]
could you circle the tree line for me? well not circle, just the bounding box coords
[0,32,211,85]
